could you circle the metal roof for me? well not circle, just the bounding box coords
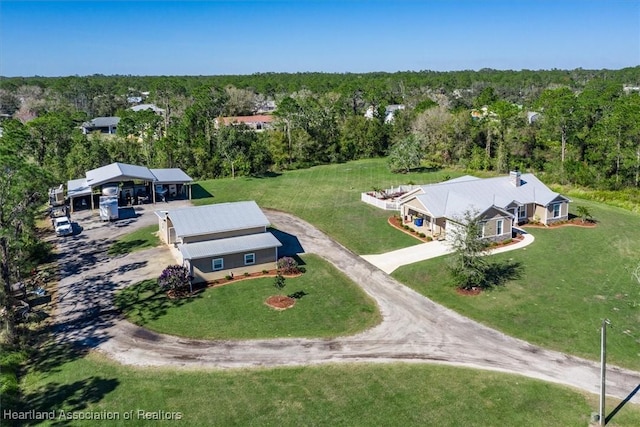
[66,178,91,197]
[86,162,157,187]
[150,168,193,184]
[161,201,270,238]
[412,173,568,221]
[178,232,282,260]
[82,116,120,128]
[130,104,165,113]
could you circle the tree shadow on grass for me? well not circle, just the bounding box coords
[23,376,119,426]
[108,239,149,256]
[484,259,525,288]
[251,171,282,179]
[114,279,202,324]
[287,290,308,299]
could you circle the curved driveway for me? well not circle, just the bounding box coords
[56,208,640,403]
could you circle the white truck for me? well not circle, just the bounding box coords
[53,216,73,236]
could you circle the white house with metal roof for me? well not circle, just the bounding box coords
[67,162,193,212]
[156,201,282,283]
[398,171,570,242]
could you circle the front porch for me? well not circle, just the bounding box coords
[401,213,446,240]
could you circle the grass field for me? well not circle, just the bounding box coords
[107,225,160,256]
[191,158,640,371]
[193,158,463,254]
[393,199,640,371]
[16,158,640,425]
[115,255,380,339]
[20,351,640,427]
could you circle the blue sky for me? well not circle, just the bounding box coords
[0,0,638,77]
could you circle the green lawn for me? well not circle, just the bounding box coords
[21,351,640,427]
[393,199,640,371]
[193,158,464,254]
[108,225,160,256]
[115,255,380,339]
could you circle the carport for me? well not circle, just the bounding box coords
[67,162,193,212]
[150,168,193,201]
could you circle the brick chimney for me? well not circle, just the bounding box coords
[509,171,521,187]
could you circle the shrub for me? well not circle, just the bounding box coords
[158,265,190,292]
[426,236,433,241]
[225,274,233,280]
[244,272,250,277]
[418,232,425,238]
[277,257,300,274]
[262,269,269,274]
[403,225,410,230]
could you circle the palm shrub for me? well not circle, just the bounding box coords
[576,205,593,223]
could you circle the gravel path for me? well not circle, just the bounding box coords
[54,206,640,403]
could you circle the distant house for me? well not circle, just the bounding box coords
[364,104,406,123]
[398,172,570,242]
[130,103,165,115]
[527,111,541,124]
[156,201,282,283]
[255,100,277,114]
[82,117,120,134]
[214,115,274,131]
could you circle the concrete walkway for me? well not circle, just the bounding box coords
[362,233,535,274]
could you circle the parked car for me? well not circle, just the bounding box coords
[53,216,73,236]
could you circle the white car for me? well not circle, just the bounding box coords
[54,216,73,236]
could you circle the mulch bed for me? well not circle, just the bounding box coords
[265,295,296,310]
[522,217,597,229]
[387,216,432,242]
[456,287,482,296]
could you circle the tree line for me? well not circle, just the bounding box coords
[1,68,640,189]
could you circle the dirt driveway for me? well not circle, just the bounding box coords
[54,205,640,403]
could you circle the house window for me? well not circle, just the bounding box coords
[244,253,255,265]
[478,221,487,238]
[496,219,504,236]
[552,203,561,218]
[518,205,527,219]
[212,258,224,271]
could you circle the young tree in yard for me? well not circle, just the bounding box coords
[273,273,286,293]
[388,135,422,173]
[447,210,490,290]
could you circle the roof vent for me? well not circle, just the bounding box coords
[510,171,521,187]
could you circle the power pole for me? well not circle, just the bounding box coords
[599,319,610,426]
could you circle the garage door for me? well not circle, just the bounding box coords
[445,220,464,243]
